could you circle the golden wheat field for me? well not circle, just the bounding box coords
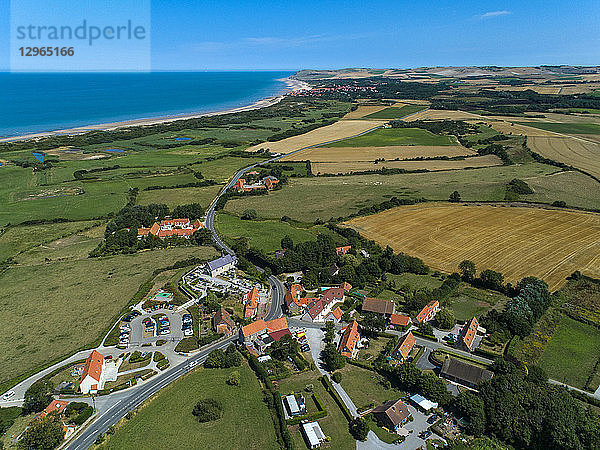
[406,109,486,121]
[311,154,502,174]
[346,203,600,290]
[343,105,389,119]
[245,119,379,153]
[528,135,600,179]
[282,145,475,162]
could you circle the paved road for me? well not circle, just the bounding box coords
[65,336,235,450]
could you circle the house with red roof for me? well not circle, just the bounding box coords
[213,307,232,334]
[389,313,412,329]
[339,320,360,359]
[415,300,440,323]
[137,217,203,239]
[301,287,345,323]
[239,317,291,354]
[392,331,416,361]
[458,317,480,352]
[243,287,260,318]
[80,350,105,394]
[340,281,352,292]
[285,284,313,315]
[324,306,344,323]
[336,245,352,255]
[37,400,69,420]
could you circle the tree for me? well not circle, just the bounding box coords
[17,416,64,450]
[360,312,387,334]
[321,342,346,371]
[192,398,223,423]
[449,190,461,202]
[435,307,456,330]
[458,260,476,282]
[23,380,53,414]
[281,235,293,250]
[172,203,204,219]
[192,228,213,246]
[526,365,548,385]
[204,349,226,368]
[241,209,257,220]
[479,269,504,291]
[503,296,534,337]
[270,334,299,360]
[324,321,335,344]
[349,417,369,441]
[227,371,240,386]
[452,390,485,436]
[332,372,343,383]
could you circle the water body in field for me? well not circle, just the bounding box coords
[0,71,292,137]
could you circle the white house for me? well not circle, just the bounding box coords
[80,350,105,394]
[301,421,326,449]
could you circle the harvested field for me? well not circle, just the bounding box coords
[343,105,388,119]
[406,109,486,121]
[345,203,600,290]
[245,119,378,154]
[528,135,600,179]
[363,105,427,119]
[283,145,475,162]
[312,154,502,174]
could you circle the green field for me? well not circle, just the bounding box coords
[224,162,596,222]
[0,246,217,388]
[447,286,508,321]
[322,127,456,147]
[518,122,600,134]
[102,363,278,450]
[137,184,222,208]
[338,364,404,411]
[363,105,427,120]
[537,316,600,390]
[386,272,444,291]
[216,213,320,253]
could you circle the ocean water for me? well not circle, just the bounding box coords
[0,71,293,137]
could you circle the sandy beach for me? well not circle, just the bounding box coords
[0,77,311,143]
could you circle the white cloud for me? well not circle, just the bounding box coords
[478,10,512,19]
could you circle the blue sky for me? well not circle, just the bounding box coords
[0,0,598,71]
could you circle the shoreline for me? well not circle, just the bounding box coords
[0,77,311,143]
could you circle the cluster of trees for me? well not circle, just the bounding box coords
[321,322,346,371]
[452,358,600,449]
[204,345,242,369]
[73,164,120,180]
[505,178,534,200]
[192,398,223,423]
[17,415,64,449]
[91,203,209,256]
[390,119,479,136]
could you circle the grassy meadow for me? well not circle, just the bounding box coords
[101,363,279,450]
[363,105,428,119]
[323,127,456,147]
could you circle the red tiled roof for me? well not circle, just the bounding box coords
[390,314,411,326]
[245,343,259,357]
[266,317,288,332]
[244,287,260,318]
[416,300,439,323]
[242,319,266,338]
[173,218,189,225]
[340,282,352,292]
[394,331,415,360]
[459,317,479,351]
[331,307,343,321]
[158,229,173,237]
[339,320,360,358]
[213,307,232,329]
[285,284,304,307]
[321,287,344,303]
[269,328,292,342]
[336,245,351,255]
[362,298,395,315]
[39,400,69,419]
[81,350,104,383]
[149,222,160,236]
[307,299,327,319]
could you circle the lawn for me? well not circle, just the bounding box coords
[136,184,222,209]
[518,122,600,135]
[0,246,217,390]
[387,272,444,291]
[338,364,404,411]
[448,286,509,321]
[538,316,600,390]
[276,369,355,449]
[357,335,393,365]
[103,363,278,450]
[224,162,566,222]
[363,105,428,120]
[323,127,455,147]
[216,212,318,253]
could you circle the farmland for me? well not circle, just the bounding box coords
[345,203,600,290]
[101,363,278,450]
[527,135,600,179]
[322,127,457,147]
[224,162,600,222]
[312,154,502,174]
[363,104,427,119]
[518,122,600,135]
[0,246,217,388]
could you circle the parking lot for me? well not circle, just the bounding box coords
[122,309,186,347]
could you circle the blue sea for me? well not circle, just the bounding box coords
[0,71,293,137]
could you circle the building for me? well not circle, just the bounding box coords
[80,350,105,394]
[234,176,279,193]
[239,317,291,354]
[285,284,313,315]
[213,307,232,334]
[458,317,479,352]
[372,399,411,432]
[340,281,352,292]
[283,394,306,417]
[302,287,345,323]
[204,254,237,277]
[301,421,326,449]
[244,287,260,318]
[339,320,360,359]
[440,357,493,389]
[137,218,203,239]
[389,313,411,328]
[37,399,69,420]
[392,331,416,361]
[415,300,440,323]
[336,245,351,255]
[324,307,343,323]
[409,394,438,412]
[362,297,395,317]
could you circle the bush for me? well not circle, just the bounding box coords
[241,209,258,220]
[22,380,53,414]
[0,407,22,434]
[175,337,199,353]
[153,352,166,362]
[204,346,242,369]
[17,416,64,449]
[332,372,343,383]
[227,371,240,386]
[349,417,369,441]
[192,398,223,423]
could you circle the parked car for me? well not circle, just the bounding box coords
[2,391,15,400]
[160,328,170,335]
[427,414,438,424]
[183,328,193,337]
[420,431,432,440]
